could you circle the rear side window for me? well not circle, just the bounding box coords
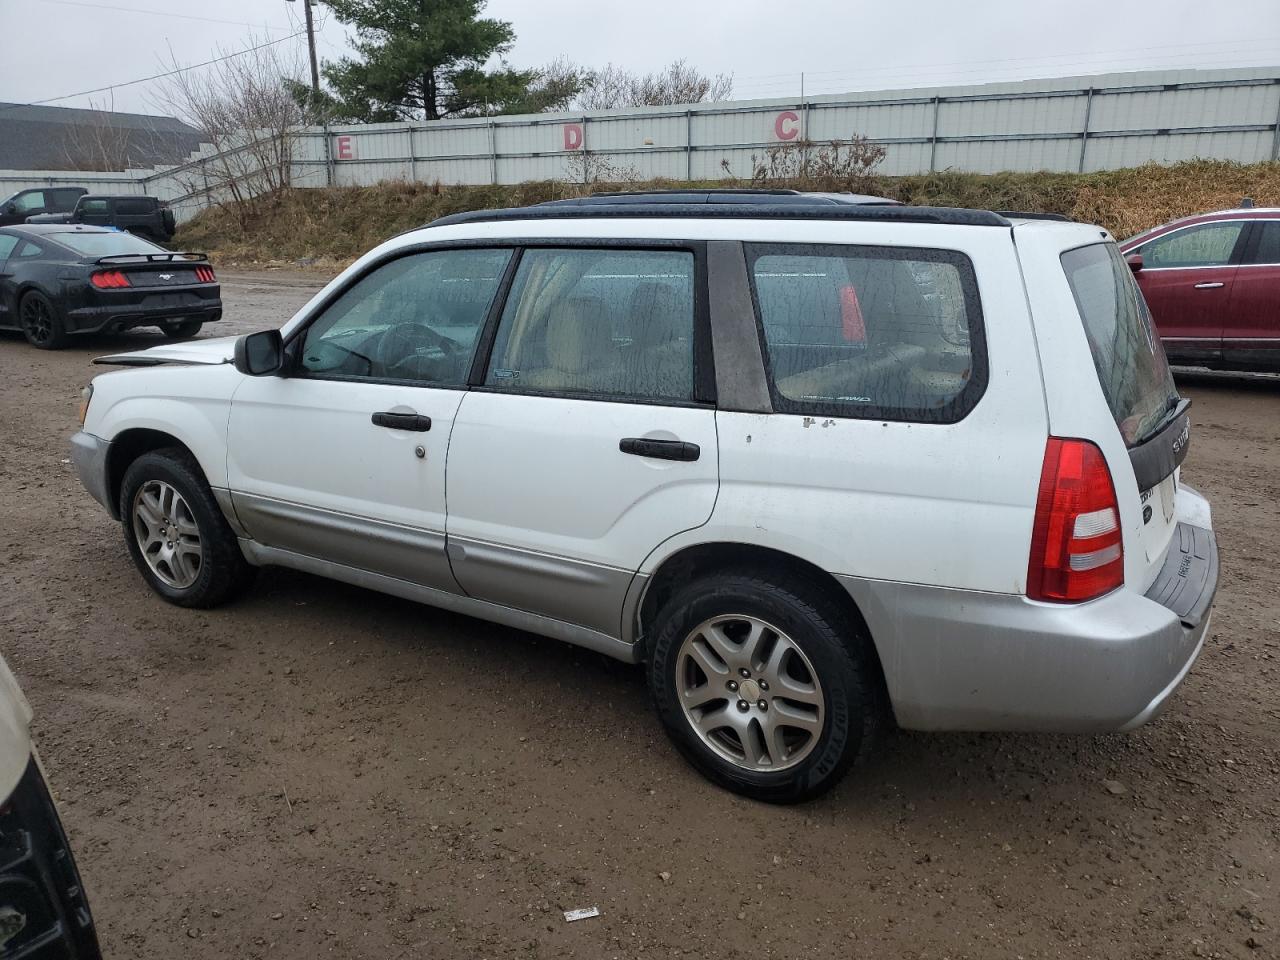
[484,248,696,403]
[49,189,83,210]
[746,243,985,423]
[113,198,154,215]
[1061,243,1178,447]
[79,199,109,216]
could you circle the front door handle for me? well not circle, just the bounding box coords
[372,411,432,432]
[619,437,700,461]
[1193,282,1225,289]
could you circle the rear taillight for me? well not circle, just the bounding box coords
[1026,437,1124,603]
[195,265,216,284]
[91,269,130,289]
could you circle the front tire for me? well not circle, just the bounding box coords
[19,291,67,349]
[160,319,203,340]
[119,449,255,608]
[648,572,882,803]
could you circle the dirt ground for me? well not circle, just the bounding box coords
[0,271,1276,960]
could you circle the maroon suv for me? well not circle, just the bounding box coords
[1120,207,1280,372]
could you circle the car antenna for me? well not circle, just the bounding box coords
[1240,196,1255,208]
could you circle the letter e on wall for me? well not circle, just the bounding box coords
[335,135,356,161]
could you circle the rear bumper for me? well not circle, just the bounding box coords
[64,292,221,335]
[840,521,1219,733]
[0,757,102,959]
[69,432,115,519]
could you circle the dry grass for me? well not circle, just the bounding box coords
[176,160,1280,265]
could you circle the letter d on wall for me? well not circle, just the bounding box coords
[563,123,584,150]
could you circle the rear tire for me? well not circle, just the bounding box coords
[647,571,882,803]
[160,320,203,340]
[19,291,67,349]
[119,448,255,608]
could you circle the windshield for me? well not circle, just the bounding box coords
[1060,242,1179,448]
[48,230,167,257]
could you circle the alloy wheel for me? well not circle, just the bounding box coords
[131,480,203,589]
[20,298,53,346]
[675,614,826,772]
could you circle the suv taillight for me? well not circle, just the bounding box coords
[90,269,130,289]
[1026,437,1124,603]
[195,265,216,284]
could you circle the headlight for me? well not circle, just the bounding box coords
[77,384,93,427]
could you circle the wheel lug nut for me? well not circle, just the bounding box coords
[757,699,768,711]
[738,668,751,679]
[726,680,738,692]
[736,700,749,712]
[759,680,769,691]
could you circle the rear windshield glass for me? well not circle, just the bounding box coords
[49,231,165,257]
[747,243,986,423]
[1060,242,1178,448]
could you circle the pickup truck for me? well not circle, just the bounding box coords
[28,194,176,243]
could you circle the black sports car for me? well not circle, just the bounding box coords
[0,224,222,349]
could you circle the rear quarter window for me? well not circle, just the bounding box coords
[746,243,986,423]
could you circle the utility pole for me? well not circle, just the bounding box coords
[287,0,321,98]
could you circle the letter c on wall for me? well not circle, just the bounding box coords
[563,123,584,150]
[774,111,800,141]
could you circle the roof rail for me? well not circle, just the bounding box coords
[538,189,902,208]
[430,202,1012,228]
[995,211,1072,222]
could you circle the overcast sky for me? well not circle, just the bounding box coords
[2,0,1278,116]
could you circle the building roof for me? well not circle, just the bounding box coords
[0,102,204,172]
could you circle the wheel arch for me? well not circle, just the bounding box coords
[105,428,204,519]
[633,541,888,702]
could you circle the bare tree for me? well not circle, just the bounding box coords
[576,59,734,110]
[60,98,139,171]
[730,134,887,194]
[150,38,306,227]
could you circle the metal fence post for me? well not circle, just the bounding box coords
[407,125,417,183]
[686,110,693,181]
[929,96,941,172]
[581,116,589,185]
[488,121,498,184]
[322,123,334,187]
[1078,88,1094,173]
[1271,79,1280,160]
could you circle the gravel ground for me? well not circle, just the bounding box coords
[0,272,1276,960]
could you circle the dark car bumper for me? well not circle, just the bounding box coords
[0,758,102,959]
[64,286,222,335]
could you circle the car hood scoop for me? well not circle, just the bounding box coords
[94,336,238,366]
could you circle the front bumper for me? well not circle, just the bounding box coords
[840,520,1219,733]
[0,757,102,959]
[69,432,115,519]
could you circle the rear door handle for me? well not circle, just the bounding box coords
[1193,282,1225,289]
[619,437,700,461]
[372,411,432,432]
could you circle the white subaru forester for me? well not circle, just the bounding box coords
[71,191,1218,802]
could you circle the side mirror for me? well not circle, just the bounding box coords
[233,329,284,376]
[1126,253,1143,273]
[4,203,15,215]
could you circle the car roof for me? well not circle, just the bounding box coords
[1121,207,1280,246]
[1,223,120,237]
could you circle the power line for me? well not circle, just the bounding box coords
[31,0,294,32]
[0,31,306,115]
